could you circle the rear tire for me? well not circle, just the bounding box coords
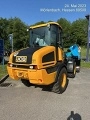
[67,61,76,78]
[52,67,68,94]
[21,79,31,87]
[76,60,81,73]
[76,66,80,73]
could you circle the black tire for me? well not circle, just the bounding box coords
[21,79,31,87]
[76,67,80,73]
[76,59,81,73]
[68,61,76,78]
[52,67,68,94]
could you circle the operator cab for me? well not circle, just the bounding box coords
[30,22,63,48]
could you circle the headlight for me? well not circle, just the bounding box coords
[29,66,33,69]
[29,65,37,69]
[8,63,13,67]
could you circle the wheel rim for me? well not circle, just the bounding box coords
[61,73,66,88]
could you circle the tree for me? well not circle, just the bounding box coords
[0,17,88,51]
[0,18,9,49]
[57,18,71,47]
[8,17,29,50]
[71,18,88,46]
[32,21,45,26]
[0,17,29,51]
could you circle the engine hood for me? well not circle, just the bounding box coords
[13,47,41,64]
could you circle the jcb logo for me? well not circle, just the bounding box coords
[16,56,27,62]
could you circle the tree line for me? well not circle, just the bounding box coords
[0,17,88,51]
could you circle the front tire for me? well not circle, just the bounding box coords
[52,67,68,94]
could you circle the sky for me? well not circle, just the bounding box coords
[0,0,90,25]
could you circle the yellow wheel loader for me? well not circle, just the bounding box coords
[7,22,69,94]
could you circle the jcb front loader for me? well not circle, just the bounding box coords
[7,22,76,93]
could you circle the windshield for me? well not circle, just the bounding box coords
[30,26,50,47]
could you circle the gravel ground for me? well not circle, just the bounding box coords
[0,68,90,120]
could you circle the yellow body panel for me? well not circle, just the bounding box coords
[58,47,64,61]
[7,66,57,85]
[32,46,56,68]
[7,46,63,85]
[7,67,19,80]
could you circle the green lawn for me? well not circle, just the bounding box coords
[81,46,87,57]
[80,46,90,68]
[81,61,90,68]
[0,64,8,79]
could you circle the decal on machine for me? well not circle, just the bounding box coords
[16,56,27,62]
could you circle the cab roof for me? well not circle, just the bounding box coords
[30,22,62,29]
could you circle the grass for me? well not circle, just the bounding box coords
[81,61,90,68]
[80,47,87,57]
[0,64,8,79]
[80,46,90,68]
